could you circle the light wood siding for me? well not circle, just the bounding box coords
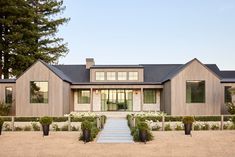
[16,61,65,116]
[171,60,222,115]
[162,81,171,114]
[0,83,16,115]
[221,83,235,114]
[63,82,70,114]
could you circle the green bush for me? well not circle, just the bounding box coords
[24,125,31,131]
[165,116,183,122]
[61,125,68,131]
[175,124,183,131]
[1,117,11,121]
[131,121,153,142]
[229,125,235,130]
[71,126,78,131]
[152,124,161,131]
[195,116,221,121]
[201,123,210,130]
[232,117,235,125]
[211,124,219,130]
[194,124,201,130]
[164,124,172,131]
[0,102,11,116]
[81,120,92,131]
[0,117,4,126]
[52,124,60,131]
[52,117,68,122]
[223,124,230,130]
[15,126,23,131]
[15,117,39,122]
[226,102,235,115]
[31,122,40,131]
[71,116,96,122]
[182,116,195,124]
[136,116,162,122]
[3,123,11,131]
[39,116,52,125]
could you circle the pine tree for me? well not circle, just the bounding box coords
[0,0,69,78]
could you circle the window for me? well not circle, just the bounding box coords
[144,89,156,104]
[128,72,138,80]
[225,86,232,103]
[186,81,205,103]
[77,90,90,104]
[5,87,13,104]
[95,72,105,81]
[30,81,48,103]
[107,72,116,80]
[117,72,127,80]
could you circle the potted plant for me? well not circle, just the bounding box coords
[81,120,92,143]
[39,116,52,136]
[182,116,195,135]
[137,122,149,143]
[0,117,4,135]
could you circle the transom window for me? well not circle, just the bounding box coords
[186,80,205,103]
[117,72,127,80]
[224,86,232,103]
[107,72,116,80]
[77,90,90,104]
[128,72,138,80]
[5,87,13,104]
[144,89,156,104]
[30,81,48,103]
[95,72,105,81]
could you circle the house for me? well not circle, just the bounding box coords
[0,58,235,116]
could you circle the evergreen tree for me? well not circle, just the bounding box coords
[0,0,69,78]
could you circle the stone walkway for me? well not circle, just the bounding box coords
[97,118,134,143]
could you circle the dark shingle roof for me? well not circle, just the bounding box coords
[220,71,235,83]
[53,65,90,83]
[0,79,16,83]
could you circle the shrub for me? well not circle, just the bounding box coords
[0,102,11,116]
[223,123,230,130]
[31,122,40,131]
[232,116,235,125]
[71,116,96,122]
[211,124,219,130]
[81,120,92,131]
[15,117,39,122]
[61,125,68,131]
[52,124,60,131]
[201,123,210,130]
[15,126,23,131]
[175,124,183,131]
[182,116,195,124]
[52,117,68,122]
[194,116,221,121]
[164,124,172,131]
[71,126,78,131]
[39,117,52,125]
[3,123,11,131]
[165,116,183,122]
[91,127,99,139]
[229,125,235,130]
[226,102,235,115]
[24,126,31,131]
[131,122,153,142]
[194,124,201,130]
[152,124,161,131]
[0,117,4,126]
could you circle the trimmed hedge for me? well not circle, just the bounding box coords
[15,117,39,122]
[52,117,68,122]
[71,116,96,122]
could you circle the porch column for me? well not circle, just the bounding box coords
[140,88,143,111]
[90,88,93,111]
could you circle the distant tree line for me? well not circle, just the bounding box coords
[0,0,70,79]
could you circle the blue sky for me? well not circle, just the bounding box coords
[58,0,235,70]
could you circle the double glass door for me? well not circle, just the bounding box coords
[101,89,133,111]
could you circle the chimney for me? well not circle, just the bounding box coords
[86,58,95,69]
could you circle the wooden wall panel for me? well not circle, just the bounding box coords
[221,83,235,114]
[171,60,222,115]
[16,61,64,116]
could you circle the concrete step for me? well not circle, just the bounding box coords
[97,118,134,143]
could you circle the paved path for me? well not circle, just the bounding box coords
[97,118,134,143]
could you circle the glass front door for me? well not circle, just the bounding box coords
[101,89,133,111]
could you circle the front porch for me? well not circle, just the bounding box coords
[70,85,163,113]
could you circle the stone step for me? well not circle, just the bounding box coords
[97,139,134,143]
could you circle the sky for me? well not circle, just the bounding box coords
[58,0,235,70]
